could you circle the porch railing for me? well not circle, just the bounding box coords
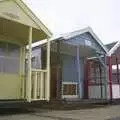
[31,69,47,100]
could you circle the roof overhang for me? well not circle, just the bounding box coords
[108,41,120,56]
[33,27,108,55]
[0,0,52,45]
[62,27,108,53]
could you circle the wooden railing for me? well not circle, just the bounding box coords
[31,69,47,100]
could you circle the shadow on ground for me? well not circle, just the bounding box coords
[30,101,109,111]
[0,108,33,116]
[106,117,120,120]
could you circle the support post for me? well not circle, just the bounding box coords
[20,47,23,98]
[46,38,50,101]
[56,41,61,99]
[116,56,119,84]
[104,55,108,99]
[21,47,26,99]
[40,72,44,99]
[99,64,103,99]
[108,56,112,101]
[84,60,89,99]
[27,26,32,102]
[77,46,81,98]
[33,72,37,99]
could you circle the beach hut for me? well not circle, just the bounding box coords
[32,27,108,101]
[106,41,120,99]
[0,0,52,102]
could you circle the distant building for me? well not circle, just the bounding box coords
[32,27,108,101]
[106,41,120,99]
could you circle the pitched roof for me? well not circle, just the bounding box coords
[0,0,52,37]
[33,27,108,53]
[52,27,108,53]
[19,0,52,37]
[105,41,118,51]
[107,41,120,56]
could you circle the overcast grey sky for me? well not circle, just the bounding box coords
[24,0,120,44]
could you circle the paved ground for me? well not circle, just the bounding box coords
[0,105,120,120]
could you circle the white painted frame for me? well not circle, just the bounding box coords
[108,41,120,56]
[62,82,78,99]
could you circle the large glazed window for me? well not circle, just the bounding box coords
[0,42,20,74]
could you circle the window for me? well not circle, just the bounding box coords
[85,40,92,46]
[112,65,120,84]
[31,57,36,68]
[8,43,20,58]
[62,82,78,96]
[31,56,41,69]
[89,62,105,85]
[0,42,20,74]
[0,42,6,56]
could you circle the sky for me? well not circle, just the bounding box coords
[24,0,120,44]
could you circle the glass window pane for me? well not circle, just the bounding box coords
[3,57,19,74]
[8,43,20,58]
[0,42,6,56]
[0,57,4,72]
[0,42,20,74]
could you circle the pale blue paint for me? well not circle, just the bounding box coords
[61,53,85,98]
[61,54,78,82]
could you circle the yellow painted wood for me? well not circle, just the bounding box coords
[31,69,47,100]
[0,0,39,30]
[0,0,52,101]
[32,69,47,72]
[0,34,24,46]
[40,72,44,99]
[19,47,22,98]
[27,26,32,102]
[0,0,52,42]
[0,74,21,99]
[0,38,22,99]
[46,38,50,101]
[33,72,37,99]
[15,0,52,37]
[21,47,26,99]
[31,98,45,101]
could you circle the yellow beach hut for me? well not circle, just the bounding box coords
[0,0,52,102]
